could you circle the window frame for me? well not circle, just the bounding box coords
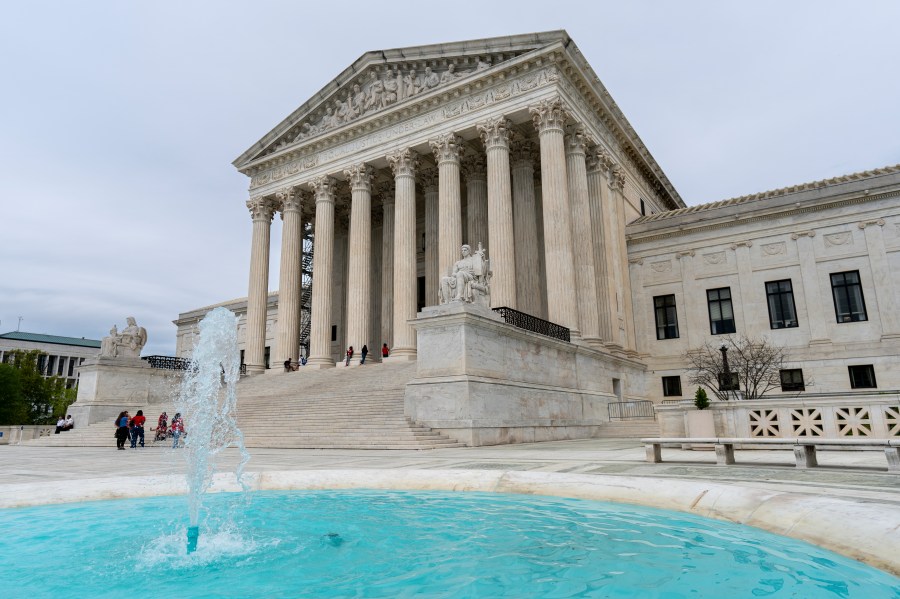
[848,365,877,389]
[653,294,680,340]
[765,279,799,329]
[830,270,868,323]
[661,376,682,397]
[779,368,805,392]
[706,287,736,335]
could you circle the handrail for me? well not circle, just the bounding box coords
[491,307,570,342]
[608,400,656,420]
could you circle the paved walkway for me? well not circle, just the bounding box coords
[3,438,898,505]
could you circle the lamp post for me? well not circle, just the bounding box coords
[719,341,732,400]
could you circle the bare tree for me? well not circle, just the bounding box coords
[683,335,800,400]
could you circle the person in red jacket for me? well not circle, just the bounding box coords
[130,410,146,448]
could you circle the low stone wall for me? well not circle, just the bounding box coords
[657,393,900,440]
[68,357,183,426]
[405,303,647,446]
[0,425,55,445]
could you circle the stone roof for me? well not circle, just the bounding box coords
[0,332,101,348]
[630,164,900,225]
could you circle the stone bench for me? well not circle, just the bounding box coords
[641,437,900,473]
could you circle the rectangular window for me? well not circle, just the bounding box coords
[640,198,646,216]
[707,287,736,335]
[653,294,679,340]
[780,369,805,391]
[661,376,682,397]
[331,325,337,342]
[766,279,798,329]
[68,359,75,377]
[848,365,877,389]
[831,271,867,322]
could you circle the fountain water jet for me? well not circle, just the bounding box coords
[176,307,250,553]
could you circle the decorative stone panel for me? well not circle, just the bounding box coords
[749,409,779,437]
[835,406,872,436]
[883,405,900,436]
[791,408,824,437]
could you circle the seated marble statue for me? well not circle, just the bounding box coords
[100,316,148,358]
[439,243,491,306]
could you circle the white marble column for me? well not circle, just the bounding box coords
[792,230,829,345]
[275,187,304,366]
[379,182,395,350]
[307,176,337,368]
[530,98,580,337]
[609,165,634,353]
[421,167,439,305]
[565,126,601,345]
[245,196,276,374]
[534,178,548,320]
[386,149,419,359]
[344,163,374,356]
[430,133,463,280]
[478,116,517,309]
[511,135,541,316]
[586,150,614,343]
[463,151,488,252]
[860,218,900,338]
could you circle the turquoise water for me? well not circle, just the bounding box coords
[1,490,897,598]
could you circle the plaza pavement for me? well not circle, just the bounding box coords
[2,439,899,574]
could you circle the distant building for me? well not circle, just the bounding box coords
[0,332,101,388]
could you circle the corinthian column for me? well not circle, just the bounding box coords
[344,163,374,357]
[420,167,439,306]
[379,182,395,349]
[462,150,488,253]
[608,165,635,353]
[478,116,516,308]
[530,98,580,337]
[511,135,540,316]
[586,149,614,344]
[565,126,601,346]
[275,187,304,366]
[307,176,337,368]
[245,196,276,374]
[430,133,463,279]
[386,149,418,359]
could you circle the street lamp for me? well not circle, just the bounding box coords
[719,341,732,400]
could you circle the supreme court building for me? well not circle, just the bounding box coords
[175,31,900,414]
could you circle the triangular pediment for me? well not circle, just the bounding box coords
[234,32,568,168]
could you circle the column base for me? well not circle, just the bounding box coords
[384,350,417,362]
[305,358,336,370]
[244,364,266,375]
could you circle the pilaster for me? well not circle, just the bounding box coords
[791,230,830,345]
[859,219,900,338]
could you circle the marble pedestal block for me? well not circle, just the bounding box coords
[405,302,646,446]
[69,357,182,426]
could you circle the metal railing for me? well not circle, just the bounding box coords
[492,307,570,342]
[608,400,656,420]
[142,356,192,370]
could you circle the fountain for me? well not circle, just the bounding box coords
[175,306,250,553]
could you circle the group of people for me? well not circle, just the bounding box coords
[54,415,74,434]
[114,410,185,450]
[344,343,390,366]
[283,356,308,371]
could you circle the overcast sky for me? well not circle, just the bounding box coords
[1,1,897,355]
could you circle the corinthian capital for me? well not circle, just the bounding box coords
[376,180,395,205]
[530,97,568,134]
[429,132,463,164]
[276,186,303,213]
[510,132,537,168]
[246,196,276,222]
[565,125,591,155]
[310,175,337,202]
[476,116,512,150]
[586,148,614,173]
[386,148,419,178]
[461,149,486,182]
[608,164,626,192]
[418,166,439,192]
[344,163,374,192]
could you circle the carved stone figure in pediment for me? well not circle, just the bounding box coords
[475,58,491,71]
[365,70,384,111]
[404,69,420,99]
[422,66,439,91]
[440,63,460,84]
[439,243,492,306]
[350,84,365,117]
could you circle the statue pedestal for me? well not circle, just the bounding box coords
[69,357,182,426]
[405,303,646,446]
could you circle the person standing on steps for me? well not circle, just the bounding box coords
[114,411,130,450]
[382,343,389,359]
[360,345,368,365]
[171,413,185,448]
[345,346,354,367]
[130,410,146,448]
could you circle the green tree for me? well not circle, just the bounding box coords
[1,350,75,424]
[693,387,710,410]
[0,363,27,425]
